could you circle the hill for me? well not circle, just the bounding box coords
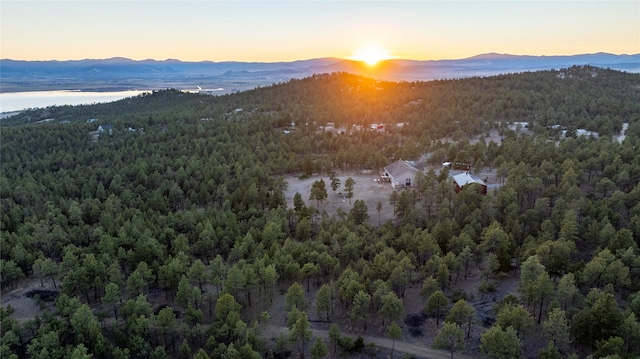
[1,67,640,359]
[4,65,639,138]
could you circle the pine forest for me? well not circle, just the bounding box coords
[2,66,640,359]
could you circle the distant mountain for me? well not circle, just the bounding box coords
[1,53,638,93]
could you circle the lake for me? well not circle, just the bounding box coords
[0,90,151,113]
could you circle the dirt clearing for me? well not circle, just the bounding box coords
[284,172,397,226]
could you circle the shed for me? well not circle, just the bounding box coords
[453,172,487,194]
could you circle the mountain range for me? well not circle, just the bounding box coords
[1,52,639,93]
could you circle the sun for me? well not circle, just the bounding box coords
[349,47,393,66]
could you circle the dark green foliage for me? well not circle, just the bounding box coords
[2,68,640,358]
[338,335,365,354]
[432,322,465,358]
[309,178,328,206]
[344,177,355,204]
[3,89,215,126]
[350,199,369,225]
[573,291,625,347]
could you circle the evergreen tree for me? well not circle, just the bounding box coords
[309,179,328,207]
[386,321,402,359]
[432,322,465,359]
[480,325,522,359]
[344,177,355,204]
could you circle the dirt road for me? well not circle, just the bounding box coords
[262,325,471,359]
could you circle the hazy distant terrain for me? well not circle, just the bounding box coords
[2,53,639,93]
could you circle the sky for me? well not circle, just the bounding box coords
[1,0,639,62]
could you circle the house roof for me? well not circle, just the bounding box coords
[384,160,419,179]
[453,172,487,188]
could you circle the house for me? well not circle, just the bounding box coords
[382,160,420,188]
[97,124,113,135]
[453,172,488,194]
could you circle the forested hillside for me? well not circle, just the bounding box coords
[2,66,640,359]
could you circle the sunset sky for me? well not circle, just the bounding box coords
[1,0,638,62]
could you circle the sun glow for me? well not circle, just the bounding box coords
[350,47,393,65]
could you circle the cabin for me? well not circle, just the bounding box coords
[453,172,488,194]
[382,160,419,188]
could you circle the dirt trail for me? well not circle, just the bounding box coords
[262,325,471,359]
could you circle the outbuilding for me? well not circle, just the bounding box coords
[382,160,419,188]
[453,171,488,194]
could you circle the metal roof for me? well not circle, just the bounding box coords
[453,172,487,187]
[384,160,419,179]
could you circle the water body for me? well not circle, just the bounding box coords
[0,90,151,113]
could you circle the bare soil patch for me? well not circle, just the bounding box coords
[283,167,502,226]
[284,172,397,226]
[1,277,55,322]
[470,129,503,145]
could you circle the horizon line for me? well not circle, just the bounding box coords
[2,51,639,63]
